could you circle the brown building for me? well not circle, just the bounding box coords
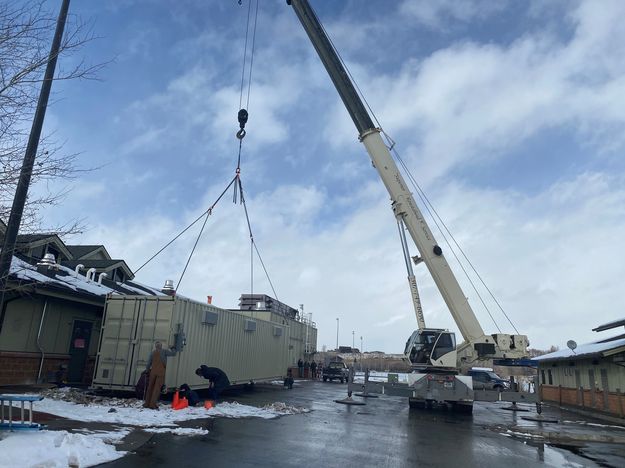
[535,318,625,419]
[0,222,164,386]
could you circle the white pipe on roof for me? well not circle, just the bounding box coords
[86,268,96,281]
[98,272,108,284]
[75,264,84,274]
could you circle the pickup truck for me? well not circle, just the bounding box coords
[322,361,349,383]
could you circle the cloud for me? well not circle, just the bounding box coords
[399,0,507,30]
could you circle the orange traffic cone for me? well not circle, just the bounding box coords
[204,400,214,409]
[173,398,189,410]
[171,391,189,410]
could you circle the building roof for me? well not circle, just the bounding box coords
[60,259,134,280]
[592,317,625,332]
[65,245,110,260]
[534,336,625,362]
[8,255,163,302]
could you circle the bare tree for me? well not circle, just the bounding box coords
[0,0,103,235]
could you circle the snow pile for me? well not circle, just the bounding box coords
[0,429,128,468]
[35,389,308,426]
[206,401,309,419]
[504,429,545,440]
[262,402,310,415]
[37,397,212,427]
[144,427,209,436]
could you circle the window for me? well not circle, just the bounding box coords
[541,370,546,385]
[548,370,553,385]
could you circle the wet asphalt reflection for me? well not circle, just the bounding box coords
[103,380,625,468]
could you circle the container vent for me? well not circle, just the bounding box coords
[273,326,283,337]
[245,320,257,332]
[202,311,219,325]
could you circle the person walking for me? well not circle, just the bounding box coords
[297,358,304,378]
[143,341,177,410]
[310,360,317,380]
[304,360,310,379]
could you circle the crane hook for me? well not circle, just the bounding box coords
[236,108,249,140]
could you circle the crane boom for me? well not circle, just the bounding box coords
[288,0,485,342]
[288,0,528,365]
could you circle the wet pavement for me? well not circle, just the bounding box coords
[101,380,625,468]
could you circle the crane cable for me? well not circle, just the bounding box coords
[319,19,519,334]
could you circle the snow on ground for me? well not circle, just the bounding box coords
[0,429,128,468]
[33,389,309,428]
[144,427,209,436]
[563,420,625,430]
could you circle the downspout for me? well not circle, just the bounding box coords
[36,299,49,383]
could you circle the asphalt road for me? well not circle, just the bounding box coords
[104,380,625,467]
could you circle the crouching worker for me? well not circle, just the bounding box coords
[195,365,230,403]
[179,383,200,407]
[284,368,294,390]
[144,341,177,410]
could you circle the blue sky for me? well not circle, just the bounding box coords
[33,0,625,353]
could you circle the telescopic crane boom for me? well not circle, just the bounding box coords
[287,0,528,369]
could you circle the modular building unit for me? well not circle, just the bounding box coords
[238,310,317,364]
[92,295,292,391]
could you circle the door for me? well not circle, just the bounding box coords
[67,320,93,383]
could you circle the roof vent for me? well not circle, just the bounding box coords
[37,253,56,267]
[162,279,176,296]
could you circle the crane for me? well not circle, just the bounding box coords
[287,0,533,411]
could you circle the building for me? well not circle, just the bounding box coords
[0,223,167,386]
[1,222,318,387]
[535,318,625,418]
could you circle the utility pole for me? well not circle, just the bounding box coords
[360,336,363,353]
[336,318,339,350]
[352,330,355,349]
[0,0,71,318]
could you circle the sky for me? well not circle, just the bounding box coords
[28,0,625,353]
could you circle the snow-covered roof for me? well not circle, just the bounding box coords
[534,336,625,362]
[9,255,164,299]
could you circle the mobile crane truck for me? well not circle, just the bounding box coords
[287,0,538,412]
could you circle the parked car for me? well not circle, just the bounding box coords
[322,361,349,383]
[468,368,510,391]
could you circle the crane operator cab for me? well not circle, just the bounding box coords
[404,329,457,371]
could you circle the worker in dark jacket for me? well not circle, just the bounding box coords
[195,365,230,401]
[143,341,176,410]
[179,383,200,407]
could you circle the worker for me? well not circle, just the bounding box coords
[310,360,317,380]
[284,368,294,389]
[179,383,201,407]
[297,358,304,378]
[143,341,177,410]
[195,365,230,402]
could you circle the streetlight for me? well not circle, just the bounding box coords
[360,336,363,353]
[336,318,339,350]
[352,330,355,349]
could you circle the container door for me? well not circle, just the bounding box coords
[129,298,174,388]
[93,298,143,388]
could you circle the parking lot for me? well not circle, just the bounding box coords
[101,380,625,467]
